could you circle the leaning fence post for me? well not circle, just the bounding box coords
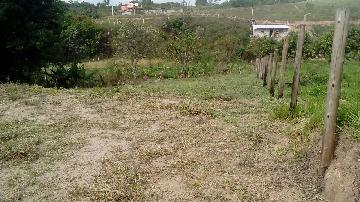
[270,49,279,97]
[289,24,305,112]
[278,36,290,99]
[320,8,350,175]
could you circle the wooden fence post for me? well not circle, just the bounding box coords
[257,58,261,79]
[260,57,265,79]
[255,58,260,77]
[278,36,290,99]
[289,24,305,112]
[320,8,350,175]
[257,58,261,78]
[263,54,271,87]
[270,49,279,97]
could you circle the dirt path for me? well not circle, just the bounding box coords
[0,84,325,201]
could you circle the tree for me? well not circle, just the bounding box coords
[165,30,200,77]
[113,21,160,78]
[44,14,106,88]
[66,2,100,19]
[60,15,105,65]
[0,0,65,82]
[142,0,153,9]
[195,0,207,6]
[103,0,110,6]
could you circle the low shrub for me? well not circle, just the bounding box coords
[44,63,98,88]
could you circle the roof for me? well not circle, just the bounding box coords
[253,25,290,29]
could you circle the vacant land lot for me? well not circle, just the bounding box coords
[0,64,357,201]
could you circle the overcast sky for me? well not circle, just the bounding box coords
[62,0,189,5]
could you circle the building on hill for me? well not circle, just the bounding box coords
[251,21,290,39]
[119,1,140,13]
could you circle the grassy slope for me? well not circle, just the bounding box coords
[197,0,360,21]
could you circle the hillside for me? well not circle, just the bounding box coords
[194,0,360,21]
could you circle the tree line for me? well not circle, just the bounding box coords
[0,0,250,87]
[244,29,360,61]
[2,0,358,88]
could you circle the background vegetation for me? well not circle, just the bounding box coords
[0,0,359,140]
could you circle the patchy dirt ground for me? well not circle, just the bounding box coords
[0,78,355,201]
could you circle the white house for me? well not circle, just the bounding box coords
[252,24,290,39]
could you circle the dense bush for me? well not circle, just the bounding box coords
[244,37,280,60]
[287,32,316,59]
[44,64,97,88]
[60,15,107,65]
[0,0,109,85]
[0,0,65,83]
[286,28,360,60]
[161,17,192,38]
[346,28,360,60]
[66,2,99,19]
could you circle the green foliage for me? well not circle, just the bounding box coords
[272,60,360,140]
[214,35,242,63]
[66,1,99,18]
[245,37,279,59]
[161,17,190,37]
[287,28,360,60]
[60,15,105,64]
[346,28,360,60]
[196,0,208,6]
[113,21,160,77]
[142,0,154,9]
[96,60,134,86]
[0,0,65,82]
[151,2,182,9]
[314,32,333,60]
[165,30,201,77]
[222,0,305,8]
[287,31,317,59]
[45,64,96,88]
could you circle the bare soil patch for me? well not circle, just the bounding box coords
[1,83,354,201]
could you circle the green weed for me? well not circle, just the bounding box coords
[272,60,359,141]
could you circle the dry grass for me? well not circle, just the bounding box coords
[0,71,327,201]
[82,58,170,69]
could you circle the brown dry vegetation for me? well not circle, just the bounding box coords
[0,68,358,201]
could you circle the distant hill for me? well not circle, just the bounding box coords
[221,0,305,8]
[195,0,360,21]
